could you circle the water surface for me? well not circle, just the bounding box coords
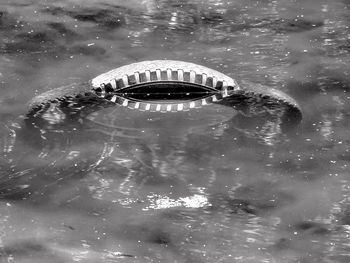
[0,0,349,262]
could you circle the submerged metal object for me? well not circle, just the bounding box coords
[27,60,302,127]
[0,61,302,200]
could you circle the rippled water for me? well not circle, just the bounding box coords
[0,0,349,262]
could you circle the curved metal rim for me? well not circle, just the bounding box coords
[92,60,238,112]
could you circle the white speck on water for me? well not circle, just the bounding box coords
[144,194,209,210]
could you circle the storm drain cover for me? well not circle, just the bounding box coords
[27,60,302,129]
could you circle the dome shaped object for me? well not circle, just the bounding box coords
[27,60,302,128]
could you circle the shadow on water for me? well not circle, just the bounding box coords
[0,94,304,261]
[1,92,298,201]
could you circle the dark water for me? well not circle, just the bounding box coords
[0,0,349,262]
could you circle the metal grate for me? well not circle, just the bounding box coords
[94,68,236,112]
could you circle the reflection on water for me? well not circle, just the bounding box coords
[0,0,350,262]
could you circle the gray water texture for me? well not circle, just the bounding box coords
[0,0,349,262]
